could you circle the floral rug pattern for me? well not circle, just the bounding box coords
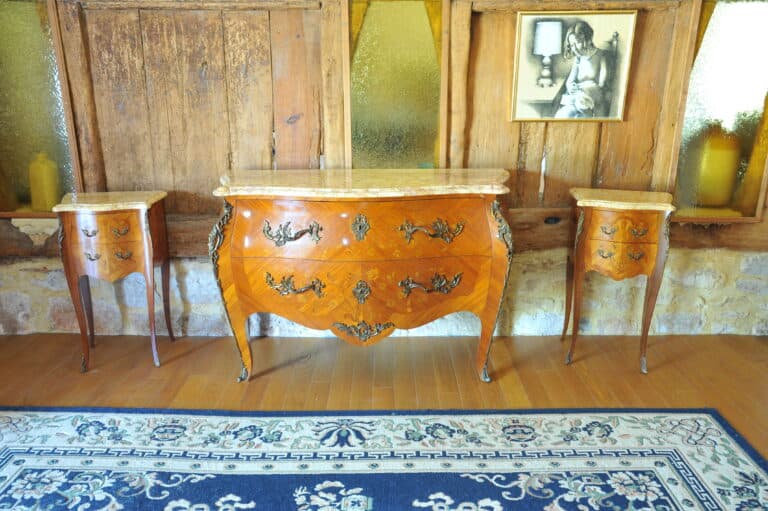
[0,408,764,510]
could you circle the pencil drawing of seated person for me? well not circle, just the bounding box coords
[554,21,616,119]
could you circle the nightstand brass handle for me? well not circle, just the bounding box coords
[399,218,465,243]
[81,228,98,237]
[627,250,645,261]
[263,220,323,246]
[398,272,463,297]
[114,250,132,260]
[84,251,101,261]
[112,226,130,237]
[597,249,614,259]
[266,272,325,298]
[600,225,617,236]
[630,227,648,238]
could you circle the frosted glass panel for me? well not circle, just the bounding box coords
[674,0,768,220]
[350,1,441,169]
[0,0,74,213]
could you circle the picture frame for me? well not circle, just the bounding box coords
[511,10,637,121]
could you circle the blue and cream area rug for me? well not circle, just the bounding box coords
[0,408,765,510]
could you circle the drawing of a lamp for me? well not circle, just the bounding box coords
[533,20,563,87]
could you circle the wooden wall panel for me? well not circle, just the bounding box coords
[270,9,322,169]
[543,124,600,205]
[320,0,348,169]
[595,10,675,190]
[85,9,154,191]
[223,11,274,173]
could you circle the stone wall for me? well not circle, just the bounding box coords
[1,248,766,337]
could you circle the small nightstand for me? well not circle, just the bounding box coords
[561,188,675,373]
[53,191,175,371]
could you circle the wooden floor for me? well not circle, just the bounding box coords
[0,333,765,457]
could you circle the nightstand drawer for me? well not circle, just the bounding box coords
[69,211,143,245]
[583,239,657,279]
[72,241,145,280]
[586,209,660,244]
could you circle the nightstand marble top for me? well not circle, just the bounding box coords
[52,191,167,212]
[213,168,510,198]
[570,188,676,212]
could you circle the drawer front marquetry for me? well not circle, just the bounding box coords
[586,209,660,244]
[230,198,491,260]
[584,240,657,279]
[70,241,145,280]
[69,211,143,245]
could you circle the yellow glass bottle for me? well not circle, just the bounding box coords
[29,152,60,211]
[694,123,741,207]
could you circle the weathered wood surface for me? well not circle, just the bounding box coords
[270,10,322,170]
[319,0,348,169]
[78,1,320,9]
[470,0,681,11]
[448,1,472,168]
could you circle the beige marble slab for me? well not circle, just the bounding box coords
[52,191,167,213]
[570,187,676,212]
[213,169,510,198]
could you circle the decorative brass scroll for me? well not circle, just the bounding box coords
[114,250,132,260]
[631,227,648,238]
[332,320,395,342]
[351,214,370,241]
[627,250,645,261]
[491,200,514,259]
[209,201,233,283]
[81,228,98,237]
[353,280,371,304]
[600,225,617,236]
[597,249,614,259]
[266,272,325,298]
[398,218,464,243]
[263,220,323,246]
[398,272,463,297]
[112,226,130,237]
[84,252,101,261]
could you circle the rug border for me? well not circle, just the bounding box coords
[0,406,764,472]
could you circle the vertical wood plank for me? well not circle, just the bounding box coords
[437,0,450,168]
[595,10,674,190]
[85,9,154,191]
[223,11,274,172]
[270,9,322,170]
[465,12,519,170]
[57,2,107,192]
[319,0,347,169]
[141,9,229,214]
[544,124,600,205]
[448,1,471,168]
[515,123,546,207]
[650,0,701,192]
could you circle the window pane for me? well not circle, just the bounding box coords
[0,0,74,212]
[674,0,768,220]
[350,0,441,169]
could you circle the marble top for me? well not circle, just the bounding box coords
[570,188,676,212]
[52,191,167,212]
[213,169,510,198]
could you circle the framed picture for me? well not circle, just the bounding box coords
[511,10,637,121]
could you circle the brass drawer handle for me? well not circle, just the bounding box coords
[627,250,645,261]
[332,320,395,342]
[353,280,371,304]
[266,272,325,298]
[81,228,99,237]
[631,227,648,238]
[263,220,323,247]
[351,213,370,241]
[597,248,614,259]
[84,251,101,261]
[399,218,465,243]
[114,250,132,260]
[112,226,130,237]
[600,225,617,236]
[398,272,463,297]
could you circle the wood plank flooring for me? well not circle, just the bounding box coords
[0,333,765,457]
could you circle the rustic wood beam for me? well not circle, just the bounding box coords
[76,0,321,10]
[470,0,681,12]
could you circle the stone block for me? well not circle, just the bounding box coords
[0,292,32,335]
[741,254,768,276]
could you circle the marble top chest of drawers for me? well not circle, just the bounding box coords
[210,169,512,382]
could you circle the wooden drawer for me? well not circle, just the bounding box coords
[583,239,657,279]
[69,240,145,281]
[231,257,363,329]
[68,211,143,245]
[229,197,491,260]
[585,209,660,244]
